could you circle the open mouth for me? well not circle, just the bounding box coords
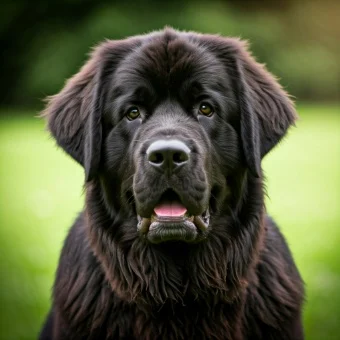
[137,189,210,243]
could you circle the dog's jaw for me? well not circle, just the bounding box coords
[137,209,210,243]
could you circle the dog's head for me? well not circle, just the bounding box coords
[44,28,297,244]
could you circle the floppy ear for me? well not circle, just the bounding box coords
[233,41,298,177]
[42,40,135,181]
[199,36,297,177]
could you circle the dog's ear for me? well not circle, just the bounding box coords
[42,40,135,181]
[233,40,298,177]
[200,36,297,177]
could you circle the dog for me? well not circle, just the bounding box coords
[39,28,304,339]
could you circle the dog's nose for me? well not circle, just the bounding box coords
[146,140,190,173]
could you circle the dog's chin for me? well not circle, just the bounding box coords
[134,188,210,243]
[137,211,210,244]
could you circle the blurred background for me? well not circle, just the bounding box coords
[0,1,339,339]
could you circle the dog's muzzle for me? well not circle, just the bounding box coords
[134,139,210,243]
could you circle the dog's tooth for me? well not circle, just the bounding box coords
[137,217,151,233]
[194,215,208,231]
[203,208,210,223]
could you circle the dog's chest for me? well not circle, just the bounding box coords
[92,300,244,340]
[135,305,242,340]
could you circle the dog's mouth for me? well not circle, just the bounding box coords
[137,190,210,244]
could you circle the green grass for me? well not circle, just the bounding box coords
[0,104,339,340]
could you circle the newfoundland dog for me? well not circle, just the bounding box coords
[40,28,304,339]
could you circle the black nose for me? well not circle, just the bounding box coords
[146,140,190,174]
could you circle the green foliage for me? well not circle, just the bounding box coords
[2,1,339,107]
[0,104,339,339]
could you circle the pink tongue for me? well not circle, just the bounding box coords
[154,200,187,217]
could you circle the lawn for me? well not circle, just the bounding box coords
[0,104,339,340]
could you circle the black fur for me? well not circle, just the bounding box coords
[40,28,304,339]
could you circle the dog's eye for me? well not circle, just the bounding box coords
[199,103,213,116]
[126,107,140,120]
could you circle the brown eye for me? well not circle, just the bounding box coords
[126,107,140,120]
[199,103,213,116]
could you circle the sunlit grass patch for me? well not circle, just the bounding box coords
[0,104,339,340]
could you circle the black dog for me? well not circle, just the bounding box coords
[40,28,304,339]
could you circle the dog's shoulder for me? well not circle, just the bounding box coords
[243,216,304,339]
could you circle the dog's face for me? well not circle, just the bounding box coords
[44,29,297,245]
[102,37,242,244]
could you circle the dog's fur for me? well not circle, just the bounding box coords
[40,28,304,339]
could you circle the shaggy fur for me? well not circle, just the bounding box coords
[40,28,304,340]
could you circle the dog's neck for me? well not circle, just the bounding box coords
[84,173,265,308]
